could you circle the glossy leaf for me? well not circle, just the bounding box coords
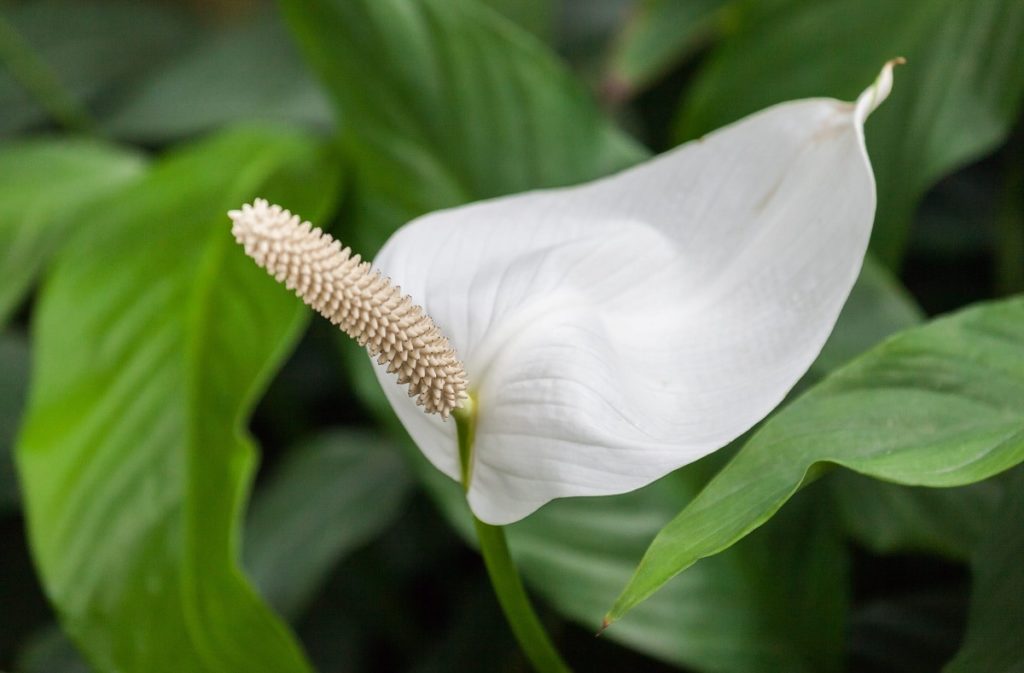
[16,126,341,673]
[610,296,1024,622]
[103,12,333,143]
[244,430,412,620]
[0,138,145,325]
[280,0,644,251]
[945,469,1024,672]
[676,0,1024,265]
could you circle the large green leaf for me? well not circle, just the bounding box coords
[0,138,145,326]
[603,0,732,99]
[0,0,194,135]
[280,0,644,251]
[609,296,1024,623]
[16,126,341,673]
[102,12,333,143]
[945,469,1024,672]
[244,430,412,621]
[676,0,1024,265]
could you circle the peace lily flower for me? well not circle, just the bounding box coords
[232,61,899,527]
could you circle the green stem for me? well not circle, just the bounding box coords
[0,11,95,133]
[453,403,572,673]
[474,519,572,673]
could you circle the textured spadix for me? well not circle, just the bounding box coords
[368,62,900,525]
[229,199,468,417]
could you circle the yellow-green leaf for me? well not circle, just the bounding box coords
[16,125,341,673]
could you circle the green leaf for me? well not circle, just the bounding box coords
[812,256,1001,562]
[0,138,145,326]
[479,0,554,42]
[280,0,644,251]
[0,331,29,511]
[609,295,1024,623]
[811,255,925,383]
[244,430,412,621]
[831,473,1001,561]
[102,12,334,143]
[812,255,924,378]
[604,0,732,99]
[0,0,194,136]
[810,258,1003,562]
[16,125,341,673]
[675,0,1024,265]
[945,469,1024,672]
[814,258,1005,563]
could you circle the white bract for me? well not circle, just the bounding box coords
[371,63,898,525]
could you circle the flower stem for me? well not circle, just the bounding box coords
[473,518,572,673]
[453,404,572,673]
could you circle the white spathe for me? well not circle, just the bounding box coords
[372,62,899,525]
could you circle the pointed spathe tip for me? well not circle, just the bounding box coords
[854,57,905,124]
[596,615,613,637]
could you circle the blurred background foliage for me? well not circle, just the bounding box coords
[0,0,1021,671]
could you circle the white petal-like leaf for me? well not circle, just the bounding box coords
[375,64,895,524]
